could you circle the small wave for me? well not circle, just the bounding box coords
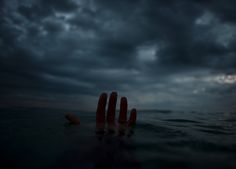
[224,119,236,122]
[195,124,225,130]
[165,139,235,153]
[138,123,171,133]
[164,119,201,124]
[138,122,188,138]
[197,128,233,135]
[195,124,235,135]
[140,110,173,114]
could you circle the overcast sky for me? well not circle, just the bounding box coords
[0,0,236,112]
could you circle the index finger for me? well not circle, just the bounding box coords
[96,93,107,129]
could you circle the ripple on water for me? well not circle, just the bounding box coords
[195,124,235,135]
[196,128,234,135]
[163,119,201,124]
[1,109,236,169]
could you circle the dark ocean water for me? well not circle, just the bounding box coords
[0,108,236,169]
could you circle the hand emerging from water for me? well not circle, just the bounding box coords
[96,92,137,137]
[63,92,139,169]
[65,92,137,136]
[94,92,139,169]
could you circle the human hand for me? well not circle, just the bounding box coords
[96,92,137,137]
[62,92,139,169]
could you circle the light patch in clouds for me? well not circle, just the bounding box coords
[173,73,236,85]
[213,24,236,47]
[137,44,158,62]
[193,87,206,94]
[195,11,215,25]
[195,11,236,47]
[208,74,236,84]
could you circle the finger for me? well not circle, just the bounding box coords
[96,93,107,129]
[118,97,127,124]
[107,92,117,130]
[65,113,80,125]
[128,108,137,127]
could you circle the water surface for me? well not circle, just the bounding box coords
[0,108,235,169]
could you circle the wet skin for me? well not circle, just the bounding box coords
[96,92,137,137]
[94,92,140,169]
[65,91,137,135]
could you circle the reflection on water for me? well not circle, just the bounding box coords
[0,108,235,169]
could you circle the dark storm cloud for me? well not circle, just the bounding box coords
[194,0,236,23]
[0,0,236,111]
[93,0,236,71]
[18,0,78,19]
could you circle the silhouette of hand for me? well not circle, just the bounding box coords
[96,92,137,137]
[60,92,139,169]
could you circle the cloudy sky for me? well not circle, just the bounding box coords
[0,0,236,112]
